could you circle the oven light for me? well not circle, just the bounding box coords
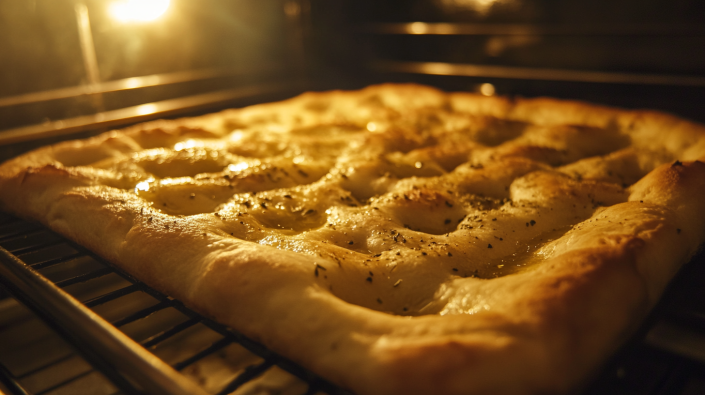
[109,0,171,23]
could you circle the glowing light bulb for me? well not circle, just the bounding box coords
[109,0,171,23]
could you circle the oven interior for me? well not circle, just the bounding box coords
[1,1,705,394]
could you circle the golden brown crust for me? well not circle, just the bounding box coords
[1,83,705,395]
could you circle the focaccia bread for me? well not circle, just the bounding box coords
[1,84,705,395]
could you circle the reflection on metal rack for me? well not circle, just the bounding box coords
[363,22,705,36]
[0,81,304,146]
[371,60,705,87]
[0,66,282,110]
[0,212,350,395]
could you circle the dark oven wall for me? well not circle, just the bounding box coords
[307,0,705,123]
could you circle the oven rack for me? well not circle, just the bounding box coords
[0,208,704,395]
[0,210,351,395]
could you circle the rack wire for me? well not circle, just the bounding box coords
[1,207,705,394]
[0,210,350,395]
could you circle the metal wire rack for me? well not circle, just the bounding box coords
[1,206,705,395]
[0,210,351,395]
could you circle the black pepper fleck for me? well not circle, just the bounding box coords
[488,244,493,248]
[366,277,372,283]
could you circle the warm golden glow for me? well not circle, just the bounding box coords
[135,103,158,115]
[174,139,202,151]
[479,83,496,96]
[408,22,429,34]
[229,130,245,142]
[135,177,155,193]
[123,77,142,89]
[109,0,171,23]
[228,163,250,172]
[438,0,501,14]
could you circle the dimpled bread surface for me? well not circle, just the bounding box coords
[1,84,705,395]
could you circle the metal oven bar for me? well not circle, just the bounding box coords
[0,82,305,146]
[370,60,705,87]
[0,214,350,395]
[0,245,207,395]
[0,66,282,110]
